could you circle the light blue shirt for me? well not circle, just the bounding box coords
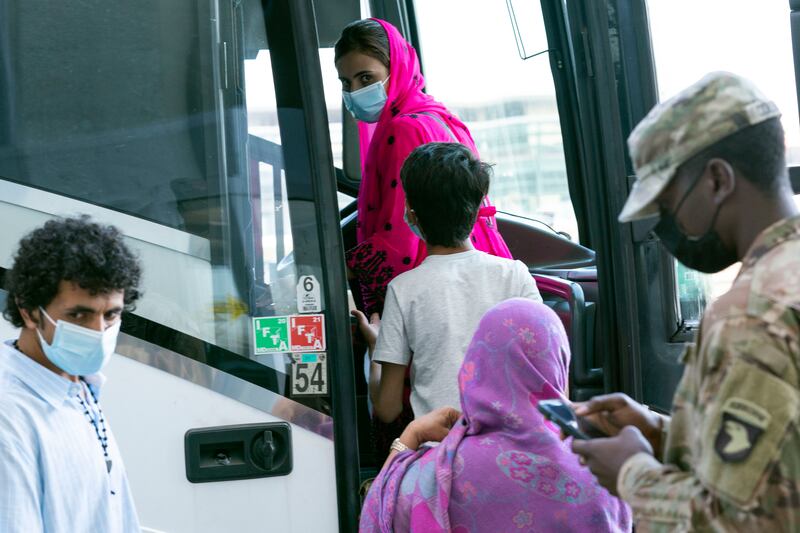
[0,341,140,533]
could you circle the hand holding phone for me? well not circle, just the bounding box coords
[537,399,607,440]
[573,393,664,454]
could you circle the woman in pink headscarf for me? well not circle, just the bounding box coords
[334,18,511,316]
[359,299,631,532]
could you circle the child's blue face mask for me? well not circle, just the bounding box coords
[404,210,425,241]
[36,307,121,376]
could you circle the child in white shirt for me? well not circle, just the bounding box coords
[353,142,542,423]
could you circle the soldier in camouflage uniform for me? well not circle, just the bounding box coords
[571,72,800,531]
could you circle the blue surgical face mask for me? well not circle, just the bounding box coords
[404,210,425,241]
[36,307,121,376]
[342,77,389,123]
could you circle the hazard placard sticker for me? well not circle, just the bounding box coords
[289,314,326,352]
[290,353,328,396]
[252,316,290,354]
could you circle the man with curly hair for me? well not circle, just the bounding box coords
[0,216,142,532]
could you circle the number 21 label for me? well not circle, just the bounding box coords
[290,353,327,396]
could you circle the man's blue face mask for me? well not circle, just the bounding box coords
[36,307,121,376]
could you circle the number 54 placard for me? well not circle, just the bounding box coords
[290,353,328,396]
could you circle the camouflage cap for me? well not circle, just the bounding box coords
[619,72,782,223]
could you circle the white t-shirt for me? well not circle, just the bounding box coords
[373,250,542,418]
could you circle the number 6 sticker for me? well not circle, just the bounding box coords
[290,353,328,396]
[296,275,322,313]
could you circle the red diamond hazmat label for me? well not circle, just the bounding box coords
[289,314,326,352]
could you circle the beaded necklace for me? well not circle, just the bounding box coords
[77,379,112,473]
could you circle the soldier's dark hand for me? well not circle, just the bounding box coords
[571,426,654,495]
[574,393,664,454]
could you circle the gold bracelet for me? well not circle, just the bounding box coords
[390,438,410,453]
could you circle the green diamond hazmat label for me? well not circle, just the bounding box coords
[252,316,289,354]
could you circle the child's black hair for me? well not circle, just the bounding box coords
[400,142,492,247]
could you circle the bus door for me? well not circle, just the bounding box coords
[550,0,800,409]
[0,0,360,531]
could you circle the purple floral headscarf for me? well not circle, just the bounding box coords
[360,298,631,532]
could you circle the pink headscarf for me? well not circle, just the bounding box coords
[360,299,632,532]
[345,19,511,315]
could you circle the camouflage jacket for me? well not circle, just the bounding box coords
[618,215,800,532]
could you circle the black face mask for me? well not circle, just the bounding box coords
[653,172,738,274]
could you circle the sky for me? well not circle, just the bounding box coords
[412,0,556,102]
[646,0,800,156]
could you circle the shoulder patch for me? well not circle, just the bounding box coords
[697,359,799,505]
[714,398,771,462]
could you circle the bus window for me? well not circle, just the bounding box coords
[319,48,345,170]
[647,0,800,323]
[319,47,357,210]
[0,0,335,374]
[243,50,302,343]
[412,0,579,241]
[0,2,226,346]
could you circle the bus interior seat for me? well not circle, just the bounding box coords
[533,274,603,401]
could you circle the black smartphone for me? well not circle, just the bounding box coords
[537,399,607,440]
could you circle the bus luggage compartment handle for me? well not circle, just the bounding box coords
[251,430,276,471]
[184,422,292,483]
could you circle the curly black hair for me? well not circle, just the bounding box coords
[3,215,142,328]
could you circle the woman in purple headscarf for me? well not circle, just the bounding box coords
[360,299,631,532]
